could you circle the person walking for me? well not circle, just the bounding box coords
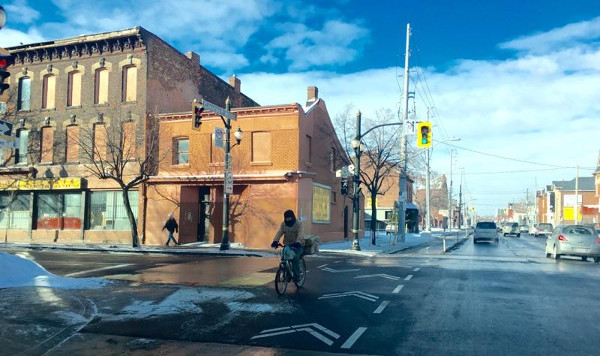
[271,210,305,280]
[163,213,179,246]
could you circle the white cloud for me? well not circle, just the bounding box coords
[0,27,45,46]
[4,0,40,24]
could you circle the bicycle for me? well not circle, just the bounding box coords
[273,243,306,295]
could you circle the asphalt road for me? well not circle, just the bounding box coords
[2,232,600,355]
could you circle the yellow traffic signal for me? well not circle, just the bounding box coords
[416,122,432,148]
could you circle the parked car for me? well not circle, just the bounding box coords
[530,224,539,235]
[474,221,498,244]
[385,224,398,235]
[545,225,600,262]
[497,222,505,232]
[535,223,553,237]
[519,225,529,234]
[503,222,520,237]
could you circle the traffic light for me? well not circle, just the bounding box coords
[0,53,14,96]
[416,121,432,148]
[192,102,204,130]
[341,179,349,195]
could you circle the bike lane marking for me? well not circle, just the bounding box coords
[392,285,404,294]
[414,267,421,272]
[404,274,413,281]
[340,327,367,349]
[373,300,390,314]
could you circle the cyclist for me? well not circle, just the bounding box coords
[271,210,305,281]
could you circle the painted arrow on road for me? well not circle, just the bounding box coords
[251,323,340,346]
[321,267,360,273]
[319,291,379,302]
[354,274,400,280]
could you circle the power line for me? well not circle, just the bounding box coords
[463,167,571,175]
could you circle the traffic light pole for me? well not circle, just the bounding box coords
[398,23,411,242]
[351,111,362,251]
[220,98,232,251]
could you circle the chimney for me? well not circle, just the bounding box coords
[229,74,241,93]
[186,51,200,65]
[307,86,318,106]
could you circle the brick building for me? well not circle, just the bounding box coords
[146,87,355,247]
[0,27,257,244]
[537,177,597,227]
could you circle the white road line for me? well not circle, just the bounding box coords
[341,327,367,349]
[392,285,404,294]
[258,325,291,333]
[317,264,328,269]
[404,274,413,281]
[251,329,296,339]
[414,267,421,272]
[373,300,390,314]
[64,263,133,277]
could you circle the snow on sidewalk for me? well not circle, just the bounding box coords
[0,251,109,289]
[319,232,432,255]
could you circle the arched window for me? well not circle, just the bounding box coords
[42,74,56,109]
[122,66,137,102]
[67,71,82,107]
[94,68,109,104]
[17,77,31,111]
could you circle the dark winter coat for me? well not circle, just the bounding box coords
[163,218,178,233]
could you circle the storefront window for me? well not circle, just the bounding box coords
[36,192,82,229]
[0,193,31,229]
[88,190,138,230]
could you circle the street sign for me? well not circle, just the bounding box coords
[214,127,224,149]
[0,119,12,137]
[203,99,237,121]
[225,171,233,194]
[0,135,15,148]
[404,120,416,136]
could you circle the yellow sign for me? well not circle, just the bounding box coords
[0,178,82,191]
[563,207,582,221]
[312,184,331,224]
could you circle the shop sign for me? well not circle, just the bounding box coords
[312,183,331,224]
[0,177,82,191]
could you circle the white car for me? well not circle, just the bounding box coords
[474,221,498,244]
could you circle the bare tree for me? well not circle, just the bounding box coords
[73,106,168,247]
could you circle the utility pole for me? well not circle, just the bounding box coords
[351,111,362,251]
[448,150,453,230]
[425,108,431,231]
[575,165,579,224]
[458,169,463,229]
[398,23,411,241]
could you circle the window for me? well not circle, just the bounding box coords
[385,211,393,220]
[306,135,312,163]
[122,66,137,102]
[16,129,28,164]
[251,132,271,162]
[94,68,109,104]
[330,147,337,171]
[36,192,82,229]
[173,138,189,165]
[331,191,337,203]
[17,77,31,111]
[42,74,56,109]
[0,193,31,229]
[67,71,82,107]
[65,126,79,162]
[40,126,54,163]
[88,190,138,230]
[122,121,135,160]
[93,123,106,162]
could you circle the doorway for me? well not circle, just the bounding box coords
[197,187,211,242]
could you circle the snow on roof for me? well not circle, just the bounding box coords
[0,252,109,289]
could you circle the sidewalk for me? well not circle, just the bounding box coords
[319,231,433,256]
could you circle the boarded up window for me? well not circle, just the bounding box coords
[122,66,137,102]
[65,126,79,162]
[42,75,56,109]
[93,123,107,161]
[95,69,109,104]
[40,127,54,163]
[67,71,82,107]
[251,132,271,162]
[122,121,136,160]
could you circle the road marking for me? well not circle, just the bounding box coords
[373,300,390,314]
[414,267,421,272]
[404,274,413,281]
[64,263,133,277]
[252,323,339,345]
[319,291,379,302]
[341,327,367,349]
[392,285,404,294]
[322,267,360,273]
[318,264,328,269]
[334,260,342,264]
[354,274,400,280]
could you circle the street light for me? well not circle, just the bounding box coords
[0,6,6,30]
[234,127,243,145]
[351,111,363,251]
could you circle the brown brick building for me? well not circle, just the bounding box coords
[146,87,354,248]
[0,27,257,244]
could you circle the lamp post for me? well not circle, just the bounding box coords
[0,6,6,30]
[351,111,363,251]
[219,97,243,251]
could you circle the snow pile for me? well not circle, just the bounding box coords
[0,251,109,289]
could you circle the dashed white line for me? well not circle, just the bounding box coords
[317,264,328,269]
[392,285,404,294]
[414,267,421,272]
[404,274,413,281]
[340,327,367,349]
[373,300,390,314]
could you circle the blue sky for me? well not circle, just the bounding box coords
[2,0,600,216]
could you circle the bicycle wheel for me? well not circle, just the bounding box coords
[294,258,306,288]
[275,267,288,295]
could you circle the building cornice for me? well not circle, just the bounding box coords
[158,104,300,122]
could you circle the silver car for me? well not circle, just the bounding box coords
[545,225,600,262]
[503,222,520,237]
[474,221,498,244]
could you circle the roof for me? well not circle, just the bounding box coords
[552,177,595,191]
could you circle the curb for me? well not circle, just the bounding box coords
[443,236,470,253]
